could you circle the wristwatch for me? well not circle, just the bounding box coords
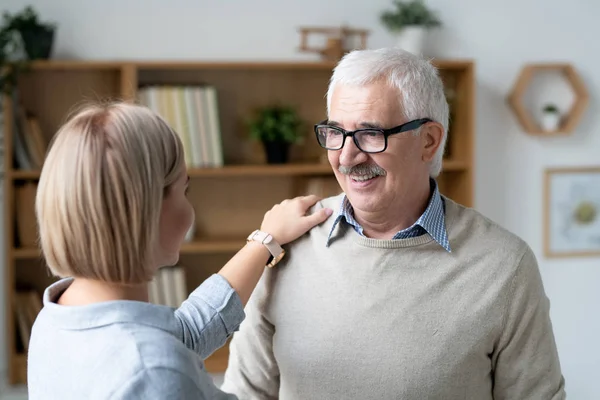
[246,230,286,268]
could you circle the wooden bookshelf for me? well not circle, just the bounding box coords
[3,59,475,385]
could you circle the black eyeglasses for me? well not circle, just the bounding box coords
[314,118,432,153]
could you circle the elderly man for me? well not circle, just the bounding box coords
[221,48,565,399]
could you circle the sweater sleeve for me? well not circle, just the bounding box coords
[492,246,566,399]
[221,272,280,399]
[174,273,245,360]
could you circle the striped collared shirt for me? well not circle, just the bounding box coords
[326,178,451,252]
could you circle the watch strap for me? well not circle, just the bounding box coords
[246,230,285,268]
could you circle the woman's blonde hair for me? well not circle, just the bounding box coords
[36,101,184,284]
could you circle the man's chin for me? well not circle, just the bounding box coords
[345,192,381,213]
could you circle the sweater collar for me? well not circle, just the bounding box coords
[326,178,451,252]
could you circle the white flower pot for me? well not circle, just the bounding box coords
[541,112,561,132]
[395,26,427,55]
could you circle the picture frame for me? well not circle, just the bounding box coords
[544,166,600,258]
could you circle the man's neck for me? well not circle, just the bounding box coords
[57,277,149,306]
[353,179,432,240]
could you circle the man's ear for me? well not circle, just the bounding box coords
[421,122,444,162]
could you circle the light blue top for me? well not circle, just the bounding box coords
[326,178,451,252]
[27,273,244,399]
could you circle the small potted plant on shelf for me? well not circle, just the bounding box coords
[0,6,56,94]
[379,0,441,55]
[541,103,561,132]
[0,20,26,94]
[247,105,304,164]
[2,6,56,60]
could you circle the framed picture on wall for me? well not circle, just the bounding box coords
[544,166,600,258]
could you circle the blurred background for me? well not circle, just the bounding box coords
[0,0,599,398]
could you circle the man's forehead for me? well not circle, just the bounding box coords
[329,86,401,121]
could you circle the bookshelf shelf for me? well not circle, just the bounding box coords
[186,160,469,177]
[8,163,334,180]
[15,239,244,259]
[189,163,333,177]
[7,160,469,181]
[27,59,476,71]
[9,170,41,180]
[3,59,475,386]
[29,60,338,71]
[180,239,245,254]
[13,248,41,259]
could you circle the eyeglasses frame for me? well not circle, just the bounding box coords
[313,118,433,154]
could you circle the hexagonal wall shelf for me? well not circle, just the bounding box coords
[507,63,589,135]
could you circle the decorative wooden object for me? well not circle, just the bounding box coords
[507,63,589,135]
[298,25,369,61]
[3,59,475,385]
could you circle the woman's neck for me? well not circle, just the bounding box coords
[57,277,149,306]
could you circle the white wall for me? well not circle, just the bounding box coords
[1,0,599,398]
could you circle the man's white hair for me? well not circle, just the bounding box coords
[326,47,449,177]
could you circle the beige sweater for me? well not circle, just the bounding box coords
[222,195,565,399]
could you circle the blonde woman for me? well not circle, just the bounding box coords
[27,102,333,399]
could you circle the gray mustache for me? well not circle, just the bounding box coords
[338,164,387,176]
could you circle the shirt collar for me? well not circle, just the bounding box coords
[326,178,451,252]
[41,277,180,332]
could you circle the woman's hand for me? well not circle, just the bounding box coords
[215,195,332,307]
[260,195,333,245]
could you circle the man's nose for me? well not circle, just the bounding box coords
[339,136,368,167]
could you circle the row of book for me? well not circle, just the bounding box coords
[138,85,224,168]
[12,98,48,171]
[11,84,225,171]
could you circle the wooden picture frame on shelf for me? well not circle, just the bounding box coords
[544,166,600,258]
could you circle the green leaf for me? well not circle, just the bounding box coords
[380,0,442,31]
[246,105,304,144]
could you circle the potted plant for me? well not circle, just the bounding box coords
[2,6,56,60]
[0,23,24,94]
[247,105,303,164]
[0,6,55,95]
[541,103,561,132]
[380,0,441,55]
